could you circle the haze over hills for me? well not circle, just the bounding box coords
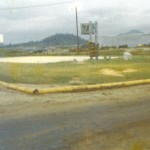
[4,29,150,48]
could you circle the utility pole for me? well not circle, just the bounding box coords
[75,6,79,54]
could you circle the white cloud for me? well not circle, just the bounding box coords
[0,0,150,43]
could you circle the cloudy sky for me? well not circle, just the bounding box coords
[0,0,150,44]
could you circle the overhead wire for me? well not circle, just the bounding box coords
[0,0,74,11]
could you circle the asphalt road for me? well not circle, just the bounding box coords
[0,85,150,150]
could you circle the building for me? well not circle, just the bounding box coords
[99,34,150,47]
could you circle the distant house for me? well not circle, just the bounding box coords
[99,30,150,47]
[99,34,150,47]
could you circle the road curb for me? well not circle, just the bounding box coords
[0,79,150,95]
[0,81,34,94]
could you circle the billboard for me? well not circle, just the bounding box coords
[80,23,96,35]
[0,34,4,43]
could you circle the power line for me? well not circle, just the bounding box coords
[0,1,73,11]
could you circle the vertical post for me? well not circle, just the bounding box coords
[75,7,79,54]
[89,21,92,42]
[95,21,98,45]
[95,21,99,60]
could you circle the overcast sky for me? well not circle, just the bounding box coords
[0,0,150,44]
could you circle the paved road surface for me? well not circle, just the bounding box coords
[0,85,150,150]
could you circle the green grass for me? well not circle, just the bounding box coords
[0,47,150,57]
[0,56,149,85]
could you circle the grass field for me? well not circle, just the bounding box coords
[0,55,149,85]
[0,47,150,57]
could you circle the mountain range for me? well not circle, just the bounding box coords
[7,29,149,48]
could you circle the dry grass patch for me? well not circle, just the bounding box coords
[100,69,124,77]
[99,68,138,77]
[123,69,137,73]
[69,77,84,85]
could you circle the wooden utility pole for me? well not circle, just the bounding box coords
[75,7,79,54]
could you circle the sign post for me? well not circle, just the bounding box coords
[89,21,92,42]
[95,21,98,45]
[80,21,99,59]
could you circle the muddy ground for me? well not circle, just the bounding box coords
[0,84,150,149]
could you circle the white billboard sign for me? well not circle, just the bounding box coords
[0,34,4,43]
[80,23,96,35]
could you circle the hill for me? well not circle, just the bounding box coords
[41,33,87,46]
[119,29,144,36]
[10,34,87,47]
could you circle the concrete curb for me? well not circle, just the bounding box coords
[0,81,34,94]
[0,79,150,95]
